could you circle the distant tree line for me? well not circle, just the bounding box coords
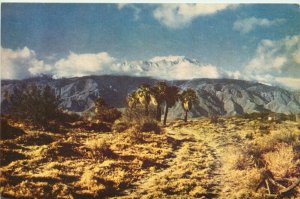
[3,81,198,129]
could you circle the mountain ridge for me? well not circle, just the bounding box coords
[1,75,300,117]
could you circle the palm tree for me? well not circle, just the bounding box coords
[136,83,153,116]
[127,91,139,119]
[163,85,180,125]
[127,91,139,110]
[180,88,198,122]
[152,81,167,122]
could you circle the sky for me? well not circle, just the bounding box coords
[1,3,300,90]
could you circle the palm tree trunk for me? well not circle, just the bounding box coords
[184,110,188,122]
[163,104,169,125]
[145,104,149,116]
[129,108,132,120]
[156,104,161,121]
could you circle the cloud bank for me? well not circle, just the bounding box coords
[233,17,285,34]
[153,4,234,29]
[0,47,224,81]
[1,34,300,90]
[1,47,51,79]
[53,52,115,78]
[244,35,300,89]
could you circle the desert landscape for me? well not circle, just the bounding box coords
[1,3,300,199]
[1,96,300,198]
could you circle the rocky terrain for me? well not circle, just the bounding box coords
[2,76,300,117]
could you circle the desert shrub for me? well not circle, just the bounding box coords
[94,97,122,123]
[68,120,111,132]
[86,122,111,132]
[275,113,294,122]
[85,138,114,159]
[263,144,296,178]
[293,142,300,160]
[43,141,82,159]
[82,111,95,122]
[140,121,161,134]
[0,149,26,166]
[210,115,219,123]
[112,122,130,133]
[97,108,122,123]
[236,130,299,170]
[239,144,267,168]
[78,170,106,197]
[16,133,53,146]
[120,106,161,134]
[271,131,297,144]
[57,111,82,123]
[123,106,156,124]
[45,120,69,133]
[125,125,144,143]
[245,133,254,140]
[234,154,255,170]
[6,84,61,128]
[258,124,270,135]
[0,119,25,139]
[241,112,270,120]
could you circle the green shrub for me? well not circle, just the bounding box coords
[6,84,61,128]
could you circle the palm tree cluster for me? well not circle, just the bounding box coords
[127,82,198,125]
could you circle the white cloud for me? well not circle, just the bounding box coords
[244,35,300,89]
[275,77,300,90]
[1,47,51,80]
[245,35,300,76]
[53,52,116,78]
[233,17,285,34]
[153,4,234,29]
[224,70,241,79]
[293,48,300,64]
[117,4,141,20]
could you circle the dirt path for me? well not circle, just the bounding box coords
[122,122,227,198]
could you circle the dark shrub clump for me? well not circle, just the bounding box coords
[0,119,25,139]
[140,121,161,134]
[97,108,122,123]
[112,122,130,133]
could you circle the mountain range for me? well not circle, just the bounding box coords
[1,75,300,118]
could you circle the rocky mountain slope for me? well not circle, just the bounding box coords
[1,75,300,116]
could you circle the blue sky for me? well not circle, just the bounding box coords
[1,4,300,89]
